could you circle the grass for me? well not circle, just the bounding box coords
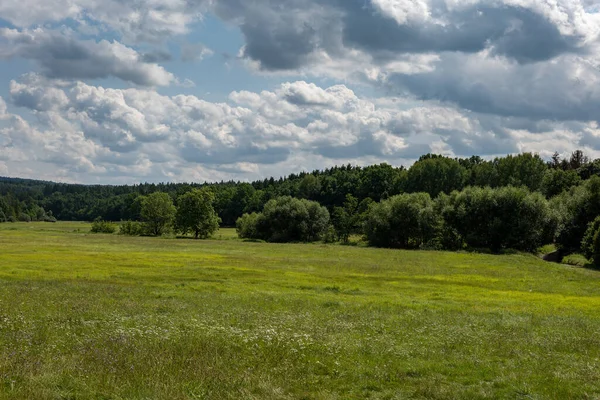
[562,253,591,268]
[1,222,600,399]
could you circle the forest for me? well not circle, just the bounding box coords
[2,151,600,262]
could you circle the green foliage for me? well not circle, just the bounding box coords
[90,219,116,234]
[553,176,600,254]
[358,163,404,201]
[322,225,337,244]
[442,186,554,252]
[18,213,31,222]
[238,196,330,242]
[541,169,581,198]
[332,194,360,243]
[592,231,600,268]
[562,253,590,268]
[175,189,220,239]
[364,192,440,249]
[493,153,548,191]
[581,216,600,268]
[140,192,176,236]
[0,210,5,223]
[236,212,261,239]
[297,174,321,199]
[406,156,469,197]
[119,221,144,236]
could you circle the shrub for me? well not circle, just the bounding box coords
[237,196,330,242]
[322,225,337,244]
[119,221,144,236]
[0,210,5,223]
[90,219,116,234]
[18,213,31,222]
[236,212,261,239]
[42,214,57,223]
[364,192,440,249]
[553,176,600,254]
[592,230,600,268]
[442,186,554,252]
[581,216,600,262]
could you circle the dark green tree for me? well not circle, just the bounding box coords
[553,176,600,254]
[364,193,440,249]
[140,192,176,236]
[406,156,468,197]
[332,194,360,243]
[443,186,554,252]
[540,169,581,198]
[238,196,330,243]
[493,153,547,191]
[175,189,220,239]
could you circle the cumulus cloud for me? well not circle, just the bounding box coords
[1,0,600,182]
[0,28,174,86]
[386,51,600,122]
[212,0,600,124]
[4,76,594,183]
[0,0,210,43]
[215,0,599,70]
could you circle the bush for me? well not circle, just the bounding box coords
[0,210,5,223]
[236,212,261,239]
[18,213,31,222]
[442,186,554,252]
[592,231,600,268]
[42,214,57,223]
[119,221,144,236]
[364,193,440,249]
[322,225,337,244]
[553,176,600,254]
[581,216,600,262]
[236,196,330,242]
[90,219,116,234]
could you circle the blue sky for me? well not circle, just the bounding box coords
[0,0,599,184]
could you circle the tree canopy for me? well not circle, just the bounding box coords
[175,189,220,239]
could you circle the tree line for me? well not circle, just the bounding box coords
[3,151,600,264]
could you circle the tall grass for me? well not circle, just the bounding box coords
[1,222,599,399]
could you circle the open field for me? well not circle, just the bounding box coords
[1,223,600,399]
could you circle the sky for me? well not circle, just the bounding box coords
[1,0,600,184]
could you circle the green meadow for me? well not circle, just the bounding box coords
[1,222,600,399]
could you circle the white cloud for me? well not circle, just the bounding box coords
[3,76,596,183]
[0,0,210,43]
[0,28,174,86]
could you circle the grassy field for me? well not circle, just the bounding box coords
[1,222,600,399]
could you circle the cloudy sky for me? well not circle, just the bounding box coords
[1,0,600,183]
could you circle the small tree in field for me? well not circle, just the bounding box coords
[175,189,220,239]
[141,192,176,236]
